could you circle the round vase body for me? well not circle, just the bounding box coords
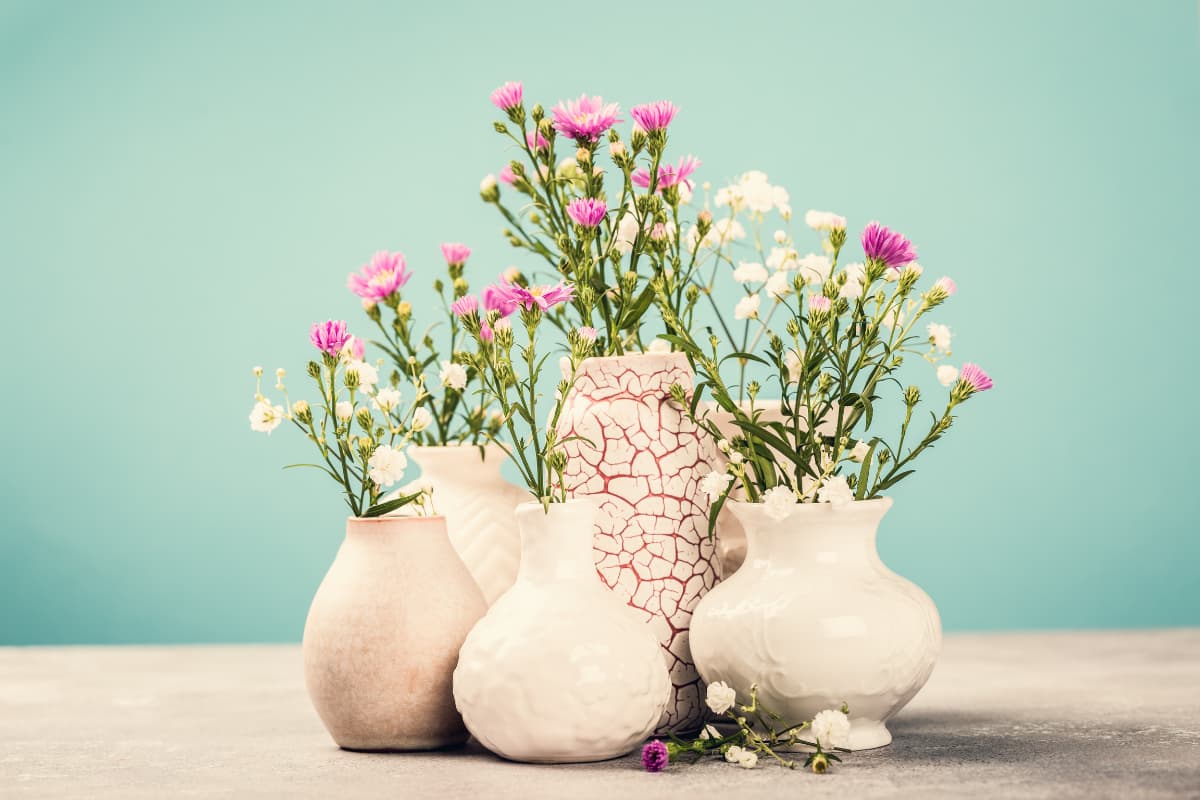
[452,500,671,763]
[407,444,525,604]
[555,353,718,733]
[690,498,941,750]
[303,516,486,751]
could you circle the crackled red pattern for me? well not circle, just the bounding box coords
[556,353,718,733]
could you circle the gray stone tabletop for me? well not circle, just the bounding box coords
[2,630,1198,799]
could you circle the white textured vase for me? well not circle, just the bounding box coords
[407,444,525,605]
[303,516,486,751]
[555,352,718,733]
[452,499,670,763]
[689,498,941,750]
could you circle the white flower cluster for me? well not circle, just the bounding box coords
[714,171,791,217]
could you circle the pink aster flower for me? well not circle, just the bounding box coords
[642,740,669,773]
[347,250,412,301]
[629,100,678,133]
[310,320,350,356]
[490,81,523,112]
[808,294,832,313]
[483,278,519,317]
[341,335,366,361]
[959,362,994,393]
[934,276,957,296]
[632,155,701,191]
[498,164,515,185]
[566,197,607,228]
[450,295,479,318]
[441,242,471,266]
[526,130,549,151]
[552,94,622,143]
[509,281,575,311]
[861,221,918,271]
[479,322,494,342]
[577,326,597,342]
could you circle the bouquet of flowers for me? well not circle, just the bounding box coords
[481,81,714,354]
[248,319,433,517]
[346,245,504,446]
[656,213,993,523]
[452,278,596,507]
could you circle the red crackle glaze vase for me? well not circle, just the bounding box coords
[555,351,718,733]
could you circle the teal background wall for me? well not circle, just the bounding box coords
[2,1,1197,644]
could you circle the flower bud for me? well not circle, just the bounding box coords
[493,121,508,134]
[538,118,553,139]
[355,407,373,430]
[630,125,647,150]
[307,361,321,379]
[904,385,921,407]
[344,369,360,390]
[479,174,500,203]
[531,103,544,122]
[363,300,381,322]
[397,301,412,321]
[292,400,311,423]
[786,318,801,337]
[453,277,469,297]
[809,753,830,774]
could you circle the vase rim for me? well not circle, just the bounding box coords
[725,496,893,519]
[513,496,595,516]
[408,441,509,457]
[346,514,447,525]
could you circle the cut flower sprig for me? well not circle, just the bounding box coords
[657,216,994,527]
[455,281,596,509]
[641,682,851,774]
[248,320,434,518]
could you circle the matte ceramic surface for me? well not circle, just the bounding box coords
[452,500,671,763]
[555,353,718,733]
[690,498,941,750]
[303,516,486,751]
[406,444,525,605]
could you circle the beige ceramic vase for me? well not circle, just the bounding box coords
[302,515,486,751]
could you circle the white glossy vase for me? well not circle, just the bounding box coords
[452,499,671,763]
[303,516,486,751]
[689,498,941,750]
[555,353,718,732]
[407,444,525,605]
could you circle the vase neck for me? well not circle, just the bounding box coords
[563,352,695,395]
[408,444,509,486]
[514,500,597,584]
[343,515,450,556]
[729,499,892,568]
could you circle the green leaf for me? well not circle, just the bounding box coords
[706,491,727,539]
[657,333,702,357]
[854,439,879,500]
[363,491,425,518]
[720,351,770,367]
[283,463,340,481]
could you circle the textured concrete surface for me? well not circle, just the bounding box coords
[1,630,1198,799]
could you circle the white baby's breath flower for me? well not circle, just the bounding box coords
[699,724,721,741]
[797,253,833,285]
[700,470,734,500]
[937,364,959,386]
[248,400,285,434]
[345,359,378,392]
[927,322,952,353]
[706,681,738,714]
[732,261,768,284]
[766,246,798,272]
[734,294,760,320]
[839,263,867,300]
[850,441,871,462]
[717,438,731,453]
[613,207,640,255]
[785,349,804,384]
[335,401,354,420]
[904,261,924,280]
[709,217,746,246]
[765,271,792,301]
[761,485,798,520]
[810,709,851,749]
[480,173,497,192]
[439,360,468,391]
[367,444,407,488]
[880,307,905,330]
[373,386,402,413]
[411,407,433,432]
[736,750,758,769]
[773,229,788,244]
[724,745,744,763]
[646,338,672,355]
[817,475,854,506]
[805,209,847,231]
[728,451,744,465]
[778,203,792,220]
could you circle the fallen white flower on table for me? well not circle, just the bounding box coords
[706,681,738,715]
[810,708,851,750]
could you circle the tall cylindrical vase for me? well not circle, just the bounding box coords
[555,352,718,732]
[689,498,941,750]
[407,444,525,604]
[303,515,486,751]
[452,499,670,763]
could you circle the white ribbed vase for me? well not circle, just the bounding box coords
[452,499,670,763]
[406,444,525,605]
[689,498,941,750]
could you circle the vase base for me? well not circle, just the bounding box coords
[496,749,631,765]
[846,719,891,750]
[337,735,469,753]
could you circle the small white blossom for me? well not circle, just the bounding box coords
[335,401,354,420]
[345,359,378,392]
[785,349,804,384]
[411,407,433,432]
[732,261,768,284]
[373,386,402,413]
[706,681,738,715]
[903,261,924,280]
[717,438,731,453]
[804,209,847,231]
[778,203,792,220]
[773,229,788,244]
[880,307,905,330]
[700,470,734,500]
[810,709,851,749]
[937,364,959,386]
[761,485,798,520]
[839,263,867,299]
[736,750,758,769]
[765,271,792,301]
[699,724,721,740]
[248,400,285,434]
[728,451,745,465]
[367,444,407,488]
[439,360,468,391]
[480,173,497,192]
[927,322,952,353]
[766,246,798,272]
[850,441,871,462]
[646,338,672,355]
[797,253,833,285]
[613,207,640,255]
[724,745,744,763]
[734,294,760,320]
[817,475,854,506]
